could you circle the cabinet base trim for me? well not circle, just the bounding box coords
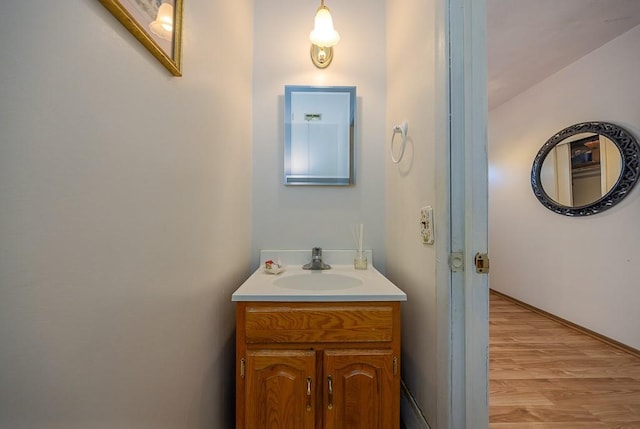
[400,379,431,429]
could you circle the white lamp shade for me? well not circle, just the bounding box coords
[309,7,340,47]
[149,3,174,41]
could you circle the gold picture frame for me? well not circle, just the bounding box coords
[99,0,183,76]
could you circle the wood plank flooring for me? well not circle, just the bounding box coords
[490,291,640,428]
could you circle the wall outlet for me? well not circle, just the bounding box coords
[420,206,434,244]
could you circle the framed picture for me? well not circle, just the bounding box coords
[99,0,183,76]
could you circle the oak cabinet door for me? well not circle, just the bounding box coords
[323,349,396,429]
[245,350,316,429]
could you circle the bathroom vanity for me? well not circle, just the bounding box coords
[232,254,406,429]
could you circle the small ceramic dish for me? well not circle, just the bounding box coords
[264,266,285,275]
[264,259,285,275]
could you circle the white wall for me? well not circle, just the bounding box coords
[0,1,253,428]
[251,0,387,271]
[386,0,443,425]
[489,25,640,349]
[253,1,450,425]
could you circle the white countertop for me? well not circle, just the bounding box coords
[231,250,407,302]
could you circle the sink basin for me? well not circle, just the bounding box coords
[232,251,407,302]
[273,272,363,291]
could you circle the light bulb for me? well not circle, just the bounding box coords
[150,3,174,41]
[309,6,340,48]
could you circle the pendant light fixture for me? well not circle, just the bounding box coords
[309,0,340,68]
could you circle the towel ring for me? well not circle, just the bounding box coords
[390,122,408,164]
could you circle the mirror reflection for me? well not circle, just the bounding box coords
[284,85,356,186]
[540,133,622,207]
[531,121,640,216]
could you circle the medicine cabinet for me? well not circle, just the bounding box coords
[284,85,356,186]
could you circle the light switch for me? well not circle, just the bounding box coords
[420,206,434,244]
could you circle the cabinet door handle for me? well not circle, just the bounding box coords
[327,375,333,410]
[306,376,312,412]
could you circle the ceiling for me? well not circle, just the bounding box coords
[487,0,640,109]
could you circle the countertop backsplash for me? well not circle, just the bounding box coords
[260,249,373,266]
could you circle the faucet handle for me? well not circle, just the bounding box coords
[303,247,330,270]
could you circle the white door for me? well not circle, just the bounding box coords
[438,0,489,428]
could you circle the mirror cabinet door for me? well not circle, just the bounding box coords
[284,86,356,186]
[531,122,640,216]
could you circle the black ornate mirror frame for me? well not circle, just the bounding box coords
[531,121,640,216]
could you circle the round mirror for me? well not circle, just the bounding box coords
[531,122,640,216]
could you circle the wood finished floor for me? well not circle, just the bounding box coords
[490,291,640,428]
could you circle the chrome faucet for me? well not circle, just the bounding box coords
[302,247,331,270]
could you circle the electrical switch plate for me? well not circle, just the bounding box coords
[420,206,434,244]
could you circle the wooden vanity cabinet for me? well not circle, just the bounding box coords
[235,301,401,429]
[244,349,316,429]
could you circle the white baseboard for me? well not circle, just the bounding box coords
[400,380,431,429]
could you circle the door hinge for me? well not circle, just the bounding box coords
[449,252,464,272]
[393,356,399,376]
[240,358,246,378]
[474,252,490,274]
